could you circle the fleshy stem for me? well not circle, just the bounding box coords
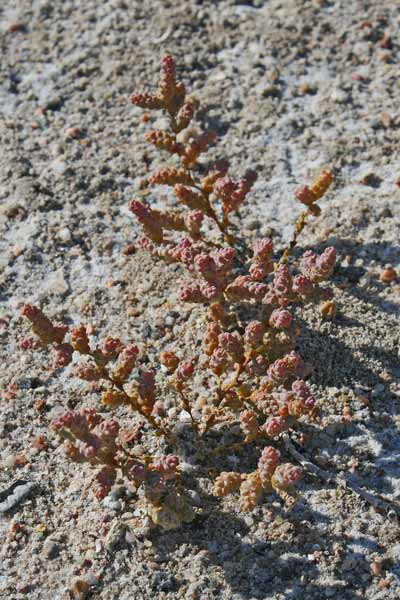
[209,204,234,245]
[211,436,261,457]
[89,352,173,441]
[163,102,232,246]
[202,189,251,259]
[113,378,170,438]
[177,387,198,430]
[189,178,234,246]
[280,207,312,264]
[164,113,238,248]
[220,356,252,394]
[280,169,333,263]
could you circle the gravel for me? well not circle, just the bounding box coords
[1,0,400,599]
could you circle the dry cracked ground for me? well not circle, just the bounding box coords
[0,1,400,599]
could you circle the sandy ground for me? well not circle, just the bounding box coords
[0,1,400,598]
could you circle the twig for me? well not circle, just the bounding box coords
[0,481,39,513]
[282,432,400,518]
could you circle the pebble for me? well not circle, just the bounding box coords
[70,575,96,600]
[105,522,127,551]
[3,454,17,468]
[65,127,80,139]
[44,268,69,296]
[186,489,202,507]
[298,82,317,95]
[42,95,62,111]
[41,539,60,559]
[178,410,191,422]
[103,497,123,512]
[370,560,383,576]
[121,512,134,519]
[380,267,397,283]
[262,83,280,97]
[179,461,195,474]
[50,159,68,175]
[331,89,348,104]
[139,281,154,294]
[109,485,127,500]
[57,227,72,243]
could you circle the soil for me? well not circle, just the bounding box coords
[0,1,399,599]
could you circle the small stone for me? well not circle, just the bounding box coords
[320,300,337,320]
[121,512,134,519]
[246,218,259,231]
[165,316,175,327]
[179,461,195,474]
[122,243,136,255]
[370,560,383,576]
[3,454,17,468]
[244,515,254,527]
[342,555,358,571]
[380,267,397,283]
[186,489,202,507]
[331,89,348,104]
[267,70,280,84]
[103,497,122,512]
[105,521,127,551]
[42,539,60,559]
[44,269,69,296]
[298,82,317,95]
[109,485,126,500]
[8,22,26,33]
[125,529,137,545]
[51,159,68,175]
[370,118,381,130]
[43,95,62,111]
[179,410,191,422]
[380,113,392,128]
[154,318,165,329]
[380,370,393,382]
[314,453,329,467]
[377,50,391,62]
[261,84,280,97]
[65,127,80,139]
[57,227,71,243]
[387,543,400,560]
[360,172,382,187]
[139,281,153,294]
[70,577,93,599]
